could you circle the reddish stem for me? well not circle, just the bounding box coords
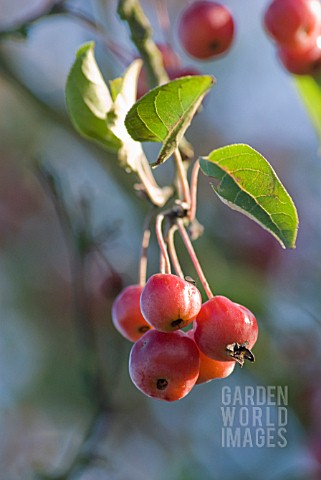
[156,214,171,274]
[159,252,166,274]
[167,225,184,279]
[176,219,213,299]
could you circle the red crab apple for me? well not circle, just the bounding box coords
[187,330,235,384]
[277,37,321,74]
[193,296,258,366]
[129,329,200,401]
[178,1,235,59]
[140,273,202,332]
[264,0,321,51]
[112,285,152,342]
[168,66,202,80]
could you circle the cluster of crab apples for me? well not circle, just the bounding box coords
[137,0,235,98]
[112,273,258,402]
[264,0,321,75]
[137,0,321,99]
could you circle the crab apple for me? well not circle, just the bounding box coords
[168,66,202,80]
[112,285,152,342]
[178,1,235,60]
[140,273,202,332]
[277,38,321,74]
[129,329,200,401]
[187,330,235,384]
[264,0,321,51]
[193,296,258,366]
[157,43,182,71]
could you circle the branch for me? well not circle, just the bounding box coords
[0,1,132,66]
[0,1,65,39]
[117,0,169,88]
[36,163,111,409]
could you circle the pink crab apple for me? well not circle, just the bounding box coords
[187,330,235,384]
[277,37,321,74]
[112,285,152,342]
[264,0,321,52]
[129,329,200,401]
[178,1,235,60]
[140,273,202,332]
[193,296,258,366]
[168,66,202,82]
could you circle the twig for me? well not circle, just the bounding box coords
[0,1,132,66]
[35,410,111,480]
[117,0,169,88]
[36,163,110,408]
[0,0,59,38]
[176,218,213,299]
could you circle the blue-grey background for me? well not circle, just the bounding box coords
[0,0,321,478]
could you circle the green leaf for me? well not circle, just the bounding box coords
[199,144,299,249]
[65,42,122,152]
[109,77,124,101]
[294,75,321,143]
[125,75,215,167]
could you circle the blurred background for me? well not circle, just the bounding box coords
[1,0,321,479]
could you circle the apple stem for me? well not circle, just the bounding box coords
[176,219,213,299]
[189,160,200,221]
[167,225,184,279]
[156,214,171,274]
[173,149,191,206]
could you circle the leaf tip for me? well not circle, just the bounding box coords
[76,41,95,58]
[150,158,161,168]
